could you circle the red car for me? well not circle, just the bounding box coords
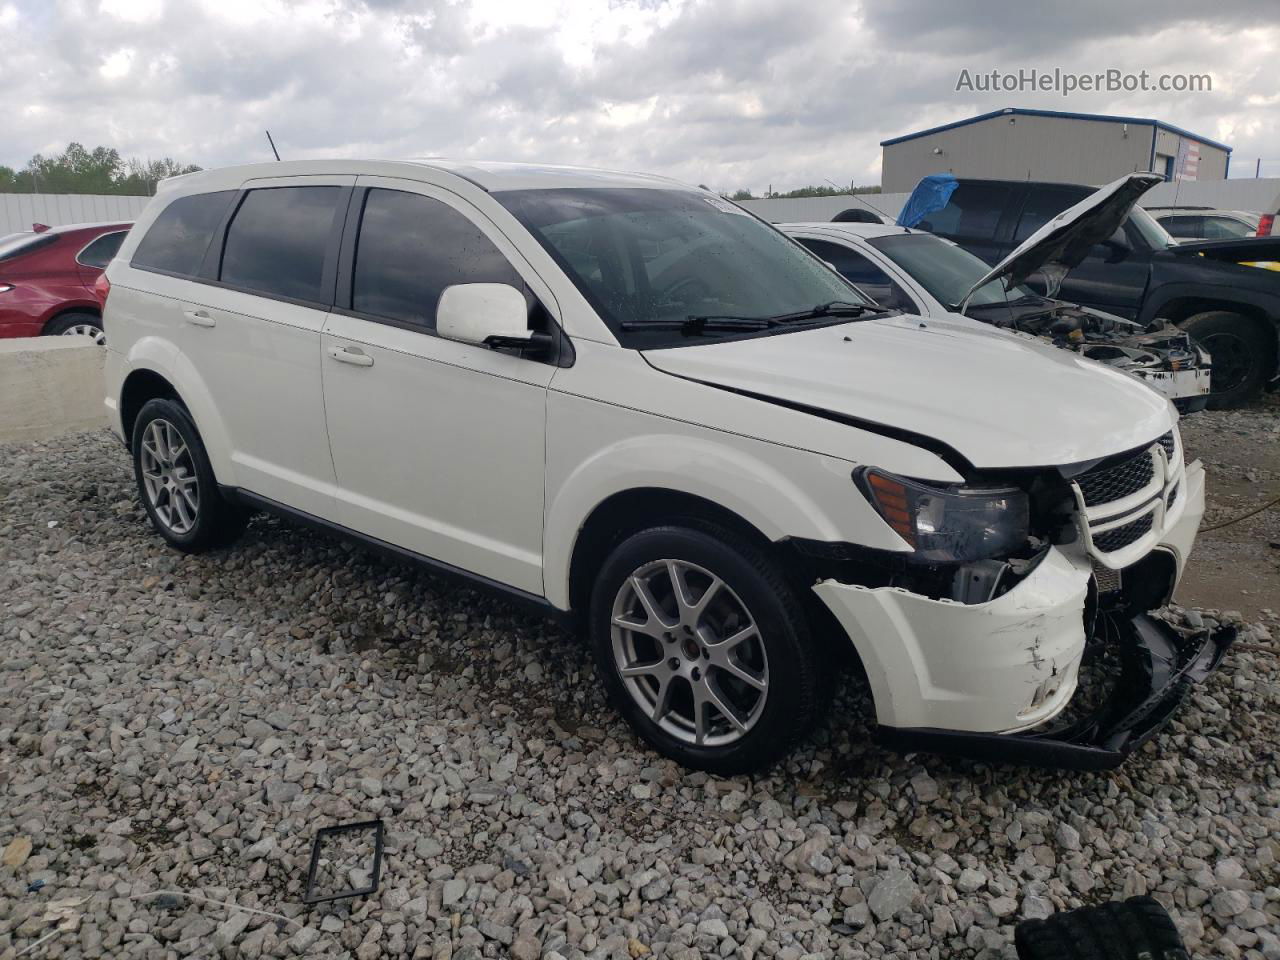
[0,221,132,344]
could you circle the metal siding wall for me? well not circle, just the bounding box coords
[883,116,1156,191]
[0,193,151,234]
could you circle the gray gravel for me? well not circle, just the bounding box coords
[1,429,1279,959]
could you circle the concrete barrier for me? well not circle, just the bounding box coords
[0,337,107,444]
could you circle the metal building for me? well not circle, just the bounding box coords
[880,107,1231,193]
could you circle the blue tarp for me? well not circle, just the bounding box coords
[897,174,958,229]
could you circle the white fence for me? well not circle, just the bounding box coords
[0,193,151,234]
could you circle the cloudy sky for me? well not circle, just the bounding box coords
[2,0,1277,192]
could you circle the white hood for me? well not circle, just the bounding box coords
[643,313,1173,471]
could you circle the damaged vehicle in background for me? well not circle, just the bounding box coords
[912,172,1280,408]
[783,177,1210,412]
[103,159,1231,775]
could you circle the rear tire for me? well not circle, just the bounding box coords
[1179,310,1271,409]
[588,524,826,775]
[44,311,105,346]
[131,398,248,553]
[1014,895,1189,960]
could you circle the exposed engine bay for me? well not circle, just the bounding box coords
[978,298,1211,410]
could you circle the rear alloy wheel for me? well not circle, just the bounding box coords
[589,525,825,774]
[45,311,105,345]
[139,418,201,536]
[132,398,248,552]
[1179,310,1271,409]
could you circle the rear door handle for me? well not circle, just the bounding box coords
[183,309,216,328]
[327,345,374,367]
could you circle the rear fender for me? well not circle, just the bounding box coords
[122,336,238,484]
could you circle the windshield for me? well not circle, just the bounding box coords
[0,231,56,263]
[1128,207,1175,250]
[495,187,873,347]
[867,233,1036,309]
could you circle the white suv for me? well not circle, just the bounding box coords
[100,160,1229,774]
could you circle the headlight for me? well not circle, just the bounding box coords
[856,467,1029,563]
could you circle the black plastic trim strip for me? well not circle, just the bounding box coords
[223,487,571,624]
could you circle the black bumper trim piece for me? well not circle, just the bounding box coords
[877,612,1235,771]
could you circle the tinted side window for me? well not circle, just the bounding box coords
[352,189,521,329]
[1203,216,1253,239]
[925,183,1012,239]
[1012,188,1082,242]
[132,191,236,276]
[220,187,342,303]
[77,231,127,269]
[799,239,918,314]
[1159,215,1203,239]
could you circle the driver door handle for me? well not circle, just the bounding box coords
[328,344,374,367]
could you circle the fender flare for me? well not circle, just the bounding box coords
[122,337,238,484]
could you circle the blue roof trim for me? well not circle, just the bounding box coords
[879,107,1232,153]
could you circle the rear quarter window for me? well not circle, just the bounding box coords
[132,191,238,277]
[77,230,128,269]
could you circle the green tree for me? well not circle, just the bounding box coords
[730,189,754,200]
[0,143,201,195]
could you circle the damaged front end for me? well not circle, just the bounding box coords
[806,428,1232,770]
[979,300,1211,412]
[877,611,1235,770]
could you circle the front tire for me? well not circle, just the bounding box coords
[588,525,825,774]
[131,398,248,553]
[1179,310,1271,409]
[1014,896,1189,960]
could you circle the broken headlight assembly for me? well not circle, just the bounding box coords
[855,467,1030,563]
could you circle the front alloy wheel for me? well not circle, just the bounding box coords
[139,418,200,534]
[611,559,769,747]
[589,525,826,774]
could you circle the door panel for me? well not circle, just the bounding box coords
[185,175,354,520]
[320,178,560,595]
[321,312,552,593]
[180,288,339,518]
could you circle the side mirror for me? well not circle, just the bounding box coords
[437,283,530,347]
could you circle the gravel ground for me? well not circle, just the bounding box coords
[2,425,1279,960]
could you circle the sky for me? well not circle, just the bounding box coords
[2,0,1278,193]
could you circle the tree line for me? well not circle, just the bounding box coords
[727,184,882,201]
[0,143,201,196]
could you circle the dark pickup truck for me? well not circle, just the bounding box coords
[917,178,1280,408]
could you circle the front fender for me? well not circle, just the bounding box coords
[120,336,239,485]
[542,398,914,609]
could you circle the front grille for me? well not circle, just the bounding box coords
[1166,482,1179,511]
[1077,450,1155,507]
[1092,513,1155,553]
[1157,431,1175,461]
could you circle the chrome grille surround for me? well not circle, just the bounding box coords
[1073,428,1183,569]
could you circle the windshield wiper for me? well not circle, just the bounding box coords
[620,316,777,336]
[765,300,878,323]
[621,301,878,338]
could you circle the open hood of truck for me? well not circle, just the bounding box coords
[1167,236,1280,263]
[643,314,1173,471]
[959,173,1163,309]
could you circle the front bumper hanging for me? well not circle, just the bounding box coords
[877,611,1235,771]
